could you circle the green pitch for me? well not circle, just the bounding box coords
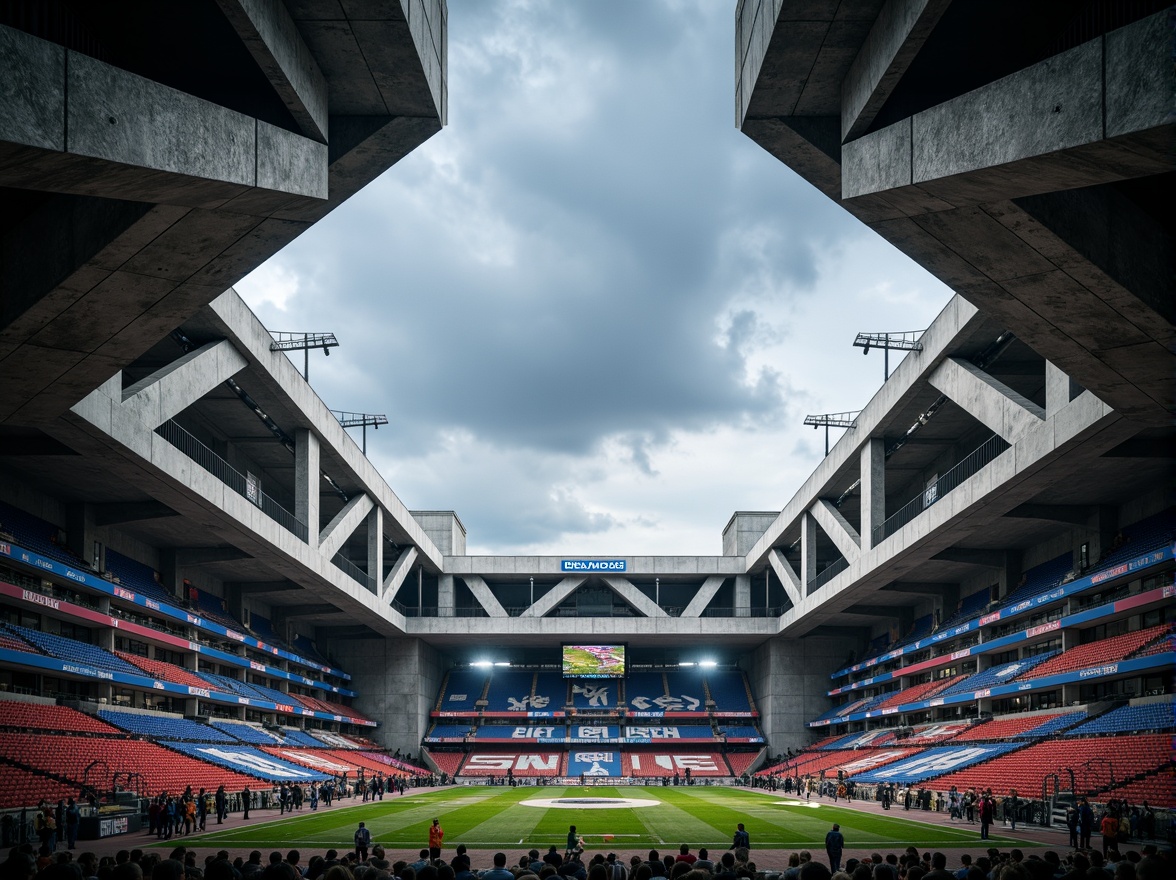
[175,786,1031,852]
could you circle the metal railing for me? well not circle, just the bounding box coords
[331,552,374,591]
[872,433,1008,546]
[391,603,787,619]
[156,419,308,541]
[810,556,849,590]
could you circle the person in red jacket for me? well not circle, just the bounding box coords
[429,818,444,861]
[1100,812,1118,856]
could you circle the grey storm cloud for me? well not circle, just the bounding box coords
[262,0,852,462]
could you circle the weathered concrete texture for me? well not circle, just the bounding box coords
[1105,11,1176,140]
[411,510,466,556]
[257,120,329,198]
[327,636,443,753]
[722,511,779,556]
[840,0,950,141]
[459,575,509,618]
[928,357,1045,442]
[749,636,846,747]
[842,118,910,198]
[120,339,248,428]
[319,493,375,559]
[0,24,64,151]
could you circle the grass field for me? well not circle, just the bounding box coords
[176,786,1031,852]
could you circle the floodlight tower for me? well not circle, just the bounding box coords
[803,410,861,456]
[852,330,924,379]
[331,410,388,455]
[269,331,339,381]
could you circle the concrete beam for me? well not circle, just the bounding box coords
[1003,504,1091,525]
[932,548,1007,567]
[295,429,319,548]
[841,0,951,141]
[929,357,1045,442]
[808,625,871,641]
[680,576,726,618]
[120,340,247,429]
[459,575,510,619]
[234,581,302,594]
[0,26,329,204]
[602,577,669,618]
[811,499,861,561]
[366,506,382,596]
[520,577,584,618]
[767,549,803,609]
[382,546,418,602]
[318,493,374,560]
[845,604,913,621]
[276,603,341,618]
[174,547,253,566]
[800,512,818,589]
[316,625,379,639]
[883,582,957,595]
[215,0,329,142]
[92,501,178,526]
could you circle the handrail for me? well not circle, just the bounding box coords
[156,420,309,541]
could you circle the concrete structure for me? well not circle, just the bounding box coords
[0,1,1170,760]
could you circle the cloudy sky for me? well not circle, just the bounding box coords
[237,0,952,557]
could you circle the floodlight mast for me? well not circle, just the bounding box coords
[803,410,861,456]
[269,331,340,381]
[330,410,388,455]
[852,330,924,379]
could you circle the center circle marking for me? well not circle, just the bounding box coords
[519,797,662,809]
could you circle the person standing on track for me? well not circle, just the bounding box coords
[354,821,372,862]
[429,818,444,861]
[825,823,844,873]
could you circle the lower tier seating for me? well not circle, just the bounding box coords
[459,749,565,777]
[623,749,729,777]
[116,652,212,690]
[952,712,1083,742]
[163,741,330,782]
[0,762,80,809]
[423,750,466,777]
[724,752,762,777]
[0,699,120,735]
[929,733,1174,796]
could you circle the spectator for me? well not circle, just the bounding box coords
[826,826,844,874]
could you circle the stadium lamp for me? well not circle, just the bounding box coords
[699,660,718,668]
[471,660,493,668]
[494,661,511,667]
[678,661,695,667]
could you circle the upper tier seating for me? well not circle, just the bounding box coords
[952,712,1085,742]
[0,763,80,809]
[210,721,282,745]
[437,670,486,711]
[245,612,293,652]
[875,677,954,710]
[1065,702,1176,736]
[1135,633,1176,658]
[425,724,473,740]
[1016,625,1171,681]
[0,699,119,734]
[930,733,1173,796]
[719,725,763,739]
[484,670,538,711]
[115,652,212,690]
[262,746,400,777]
[4,624,145,676]
[0,628,36,654]
[852,742,1025,785]
[291,634,333,668]
[937,651,1058,697]
[937,588,992,630]
[532,672,566,709]
[103,549,176,606]
[0,501,86,570]
[812,697,870,723]
[474,724,565,739]
[821,730,895,750]
[424,750,466,777]
[291,693,371,722]
[904,614,934,643]
[0,732,263,792]
[1095,509,1175,570]
[309,731,356,749]
[661,671,708,710]
[98,710,237,742]
[570,679,620,709]
[193,588,245,630]
[994,553,1072,611]
[625,724,712,739]
[625,672,668,708]
[163,741,330,782]
[705,670,753,712]
[901,722,970,744]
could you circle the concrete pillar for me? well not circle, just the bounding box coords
[96,596,110,614]
[223,582,245,624]
[65,503,95,565]
[367,506,383,594]
[158,548,182,599]
[1045,361,1073,417]
[749,636,845,747]
[800,512,818,591]
[999,550,1023,599]
[438,574,454,617]
[95,628,114,651]
[734,574,751,617]
[860,438,886,550]
[295,429,320,546]
[1079,505,1117,573]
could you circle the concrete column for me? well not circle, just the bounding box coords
[295,429,320,547]
[800,512,818,591]
[158,548,182,599]
[64,503,95,564]
[367,505,383,595]
[1079,505,1117,573]
[860,438,886,550]
[749,636,846,747]
[223,582,245,624]
[96,596,110,614]
[734,574,751,617]
[999,550,1023,600]
[438,574,454,617]
[95,628,114,651]
[1045,361,1073,417]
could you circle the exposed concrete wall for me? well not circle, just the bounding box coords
[328,636,443,754]
[722,512,778,556]
[411,511,466,556]
[748,636,846,750]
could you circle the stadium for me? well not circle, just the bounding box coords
[0,0,1172,870]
